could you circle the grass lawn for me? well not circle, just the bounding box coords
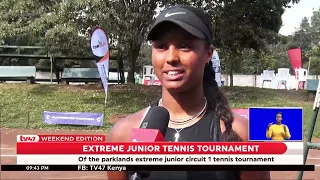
[0,83,319,137]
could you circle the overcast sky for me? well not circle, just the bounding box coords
[279,0,320,35]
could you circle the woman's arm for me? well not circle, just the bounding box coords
[266,124,273,139]
[106,119,130,180]
[106,108,148,180]
[232,113,271,180]
[266,128,272,139]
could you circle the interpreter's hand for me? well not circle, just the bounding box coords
[282,124,287,133]
[281,132,286,138]
[268,122,273,128]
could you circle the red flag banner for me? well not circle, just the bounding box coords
[287,48,302,76]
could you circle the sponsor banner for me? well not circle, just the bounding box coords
[96,60,109,100]
[91,27,110,105]
[211,50,222,87]
[42,111,103,126]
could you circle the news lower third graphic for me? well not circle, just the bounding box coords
[15,135,303,165]
[5,134,314,172]
[249,107,303,141]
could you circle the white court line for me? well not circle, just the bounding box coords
[0,148,15,150]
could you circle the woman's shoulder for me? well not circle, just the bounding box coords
[232,112,249,141]
[107,107,150,142]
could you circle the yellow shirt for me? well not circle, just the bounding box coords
[266,124,291,140]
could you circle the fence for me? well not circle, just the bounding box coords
[221,74,319,89]
[0,45,125,84]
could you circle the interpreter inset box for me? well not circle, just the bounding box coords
[248,107,303,141]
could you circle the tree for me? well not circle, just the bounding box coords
[290,7,320,75]
[82,0,172,83]
[135,43,152,74]
[266,35,293,71]
[306,45,320,77]
[212,0,300,86]
[0,0,94,68]
[231,35,293,75]
[291,17,313,64]
[290,7,320,65]
[240,49,277,74]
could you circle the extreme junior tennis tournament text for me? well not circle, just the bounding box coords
[83,144,260,153]
[77,144,275,164]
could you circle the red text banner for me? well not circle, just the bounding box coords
[15,142,290,154]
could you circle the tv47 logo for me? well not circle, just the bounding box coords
[17,135,39,142]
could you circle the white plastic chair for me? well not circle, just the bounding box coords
[260,70,275,88]
[142,65,155,85]
[275,68,291,90]
[295,68,308,90]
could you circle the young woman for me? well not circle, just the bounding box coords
[266,112,291,140]
[108,5,270,180]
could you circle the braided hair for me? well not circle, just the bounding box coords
[203,60,243,142]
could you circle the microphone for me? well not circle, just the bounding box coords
[131,106,170,142]
[130,106,170,180]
